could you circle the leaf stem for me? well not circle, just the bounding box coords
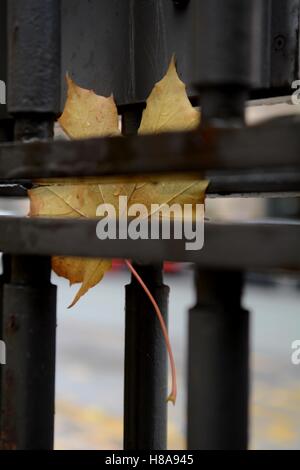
[125,259,177,404]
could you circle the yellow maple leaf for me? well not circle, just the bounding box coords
[59,74,120,139]
[135,57,206,216]
[139,56,199,134]
[29,76,122,307]
[28,58,207,306]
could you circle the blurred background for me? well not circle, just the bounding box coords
[0,102,300,450]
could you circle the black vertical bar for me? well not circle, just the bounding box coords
[195,0,254,125]
[0,0,13,423]
[187,0,252,450]
[0,0,60,450]
[124,263,169,450]
[0,255,11,422]
[1,257,56,449]
[122,109,169,450]
[188,270,249,450]
[7,0,61,116]
[121,107,143,137]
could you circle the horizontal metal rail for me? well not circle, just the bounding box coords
[2,174,300,198]
[0,217,299,270]
[0,118,299,195]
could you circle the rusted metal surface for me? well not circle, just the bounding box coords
[0,0,60,450]
[7,0,61,114]
[0,256,57,450]
[0,119,300,191]
[0,217,299,270]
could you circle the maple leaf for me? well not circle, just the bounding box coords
[29,75,122,307]
[133,57,206,216]
[28,58,207,307]
[29,183,135,307]
[59,74,120,139]
[139,56,199,134]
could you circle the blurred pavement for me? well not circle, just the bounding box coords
[54,268,300,450]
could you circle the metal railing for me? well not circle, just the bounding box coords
[0,0,299,450]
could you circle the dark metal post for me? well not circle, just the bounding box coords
[187,0,253,450]
[0,257,56,449]
[195,0,254,126]
[124,263,169,450]
[0,0,14,141]
[0,0,60,449]
[7,0,61,118]
[0,255,11,421]
[188,270,249,449]
[7,0,60,141]
[122,109,169,450]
